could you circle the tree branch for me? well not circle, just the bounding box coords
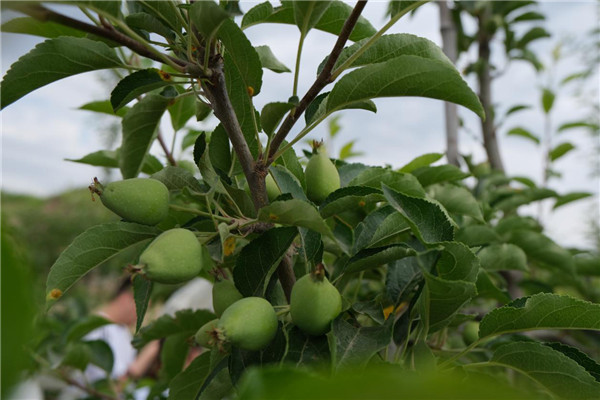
[266,0,368,163]
[157,129,177,167]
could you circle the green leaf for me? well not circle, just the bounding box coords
[349,167,425,198]
[61,343,91,371]
[506,126,540,144]
[135,0,182,32]
[550,142,576,161]
[541,87,555,114]
[399,153,443,173]
[479,293,600,339]
[507,230,573,274]
[189,0,230,40]
[429,184,483,222]
[544,342,600,382]
[209,125,232,175]
[353,206,410,253]
[233,227,298,297]
[504,104,531,117]
[327,34,452,74]
[383,185,455,245]
[346,244,415,274]
[554,192,592,209]
[132,309,216,349]
[411,165,470,187]
[476,270,511,304]
[517,27,551,49]
[126,12,175,40]
[168,91,196,132]
[1,37,122,108]
[478,244,528,272]
[79,100,129,117]
[261,102,294,137]
[558,121,599,133]
[66,150,163,175]
[293,1,333,36]
[46,222,160,307]
[338,141,364,160]
[490,342,600,399]
[160,333,189,382]
[133,274,152,333]
[181,130,204,151]
[386,252,438,306]
[331,317,392,370]
[66,315,112,342]
[150,166,204,192]
[320,187,385,219]
[120,94,170,179]
[255,45,291,73]
[258,200,332,237]
[1,17,86,39]
[436,242,479,282]
[168,352,212,400]
[510,11,545,23]
[305,92,377,126]
[456,225,501,246]
[274,144,306,189]
[110,69,173,111]
[284,327,330,366]
[85,340,114,374]
[326,55,484,119]
[269,165,307,201]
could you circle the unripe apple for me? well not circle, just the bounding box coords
[212,279,244,317]
[138,228,205,284]
[265,173,281,202]
[305,147,340,204]
[462,321,480,345]
[194,318,219,347]
[216,297,277,351]
[90,177,169,225]
[290,265,342,336]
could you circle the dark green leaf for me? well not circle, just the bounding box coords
[507,230,573,274]
[168,91,196,132]
[209,125,232,174]
[320,186,384,219]
[126,12,175,40]
[190,0,230,40]
[549,142,576,161]
[79,100,129,117]
[120,94,170,178]
[411,165,470,187]
[386,251,438,306]
[66,315,112,342]
[293,1,333,36]
[456,225,501,246]
[506,126,540,144]
[258,200,332,237]
[285,327,330,366]
[269,165,307,201]
[110,69,173,111]
[233,227,297,297]
[558,121,599,133]
[517,27,551,49]
[274,144,306,189]
[46,222,160,307]
[1,17,86,39]
[255,45,291,73]
[160,333,189,381]
[510,11,545,23]
[135,0,182,32]
[133,274,153,333]
[554,192,592,209]
[504,104,531,117]
[133,309,216,348]
[349,168,425,198]
[346,244,415,274]
[476,270,511,304]
[544,342,600,382]
[541,87,555,114]
[168,352,211,400]
[150,166,204,192]
[353,206,409,253]
[331,317,392,370]
[398,153,443,173]
[66,150,163,175]
[261,102,294,137]
[1,37,122,108]
[85,340,114,373]
[479,244,528,272]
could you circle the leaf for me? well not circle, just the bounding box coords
[506,127,540,144]
[510,11,545,22]
[436,242,479,282]
[261,102,294,137]
[353,206,410,253]
[150,166,204,192]
[327,34,452,74]
[110,69,173,111]
[558,121,599,133]
[338,141,364,160]
[1,37,122,108]
[132,309,216,349]
[550,142,576,161]
[331,317,392,370]
[133,274,153,333]
[507,230,573,274]
[326,55,484,119]
[490,342,600,399]
[386,254,432,306]
[46,222,160,307]
[544,342,600,382]
[476,270,511,304]
[346,244,415,274]
[293,1,334,36]
[126,12,175,40]
[517,27,551,49]
[135,0,182,33]
[383,185,455,245]
[168,91,196,132]
[429,184,483,222]
[305,92,377,126]
[79,100,129,117]
[209,125,232,174]
[349,167,425,198]
[258,200,332,237]
[274,144,306,189]
[478,244,528,272]
[66,315,112,342]
[120,94,170,179]
[504,104,531,117]
[1,17,86,39]
[554,192,592,209]
[479,293,600,339]
[255,45,291,73]
[320,187,385,219]
[456,225,501,246]
[233,227,297,297]
[399,153,443,173]
[85,340,114,374]
[285,327,330,366]
[541,87,555,114]
[411,165,470,187]
[66,150,163,175]
[269,165,307,201]
[168,352,212,400]
[189,0,230,40]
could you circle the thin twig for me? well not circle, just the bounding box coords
[266,0,368,163]
[157,129,178,167]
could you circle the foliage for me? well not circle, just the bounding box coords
[2,1,599,400]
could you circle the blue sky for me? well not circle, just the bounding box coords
[1,1,598,249]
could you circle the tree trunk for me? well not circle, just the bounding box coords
[477,8,505,172]
[439,1,460,167]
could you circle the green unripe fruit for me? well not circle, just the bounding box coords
[265,173,281,202]
[290,269,342,336]
[305,149,340,204]
[194,319,219,347]
[217,297,277,351]
[93,178,169,225]
[212,279,244,317]
[462,321,480,345]
[139,228,205,284]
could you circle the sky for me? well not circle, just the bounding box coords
[1,1,599,249]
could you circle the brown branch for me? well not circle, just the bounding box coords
[266,0,368,163]
[157,129,177,167]
[277,254,296,303]
[58,370,119,400]
[15,3,190,71]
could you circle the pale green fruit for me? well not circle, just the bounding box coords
[217,297,277,351]
[194,319,219,347]
[98,178,169,225]
[139,228,205,284]
[305,150,340,203]
[290,273,342,336]
[265,173,281,202]
[212,279,244,317]
[462,321,480,345]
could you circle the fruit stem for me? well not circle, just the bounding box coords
[312,263,326,282]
